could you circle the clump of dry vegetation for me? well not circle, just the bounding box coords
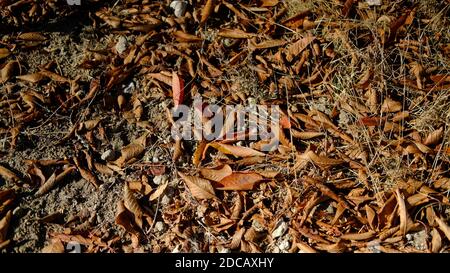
[0,0,449,253]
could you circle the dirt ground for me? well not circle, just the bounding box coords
[1,0,450,253]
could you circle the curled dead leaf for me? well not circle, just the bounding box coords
[208,142,265,158]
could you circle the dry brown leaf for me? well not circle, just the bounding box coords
[285,36,315,62]
[173,31,202,42]
[230,227,245,250]
[41,239,65,253]
[200,165,233,182]
[435,217,450,241]
[149,181,168,201]
[218,29,256,39]
[395,189,408,237]
[208,142,265,158]
[115,200,141,237]
[123,184,144,229]
[1,61,17,83]
[250,39,287,50]
[16,72,45,83]
[0,165,20,183]
[0,48,10,59]
[341,231,376,241]
[35,166,76,196]
[201,0,215,24]
[172,71,184,106]
[216,172,264,191]
[172,139,183,161]
[114,143,145,167]
[0,211,12,243]
[381,98,402,113]
[431,228,442,253]
[78,167,100,189]
[17,32,47,41]
[178,172,217,200]
[291,130,324,140]
[296,241,318,253]
[423,127,443,146]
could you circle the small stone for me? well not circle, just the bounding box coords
[170,1,188,18]
[161,195,171,206]
[101,149,116,161]
[154,221,166,233]
[271,220,288,239]
[115,36,128,54]
[278,238,291,252]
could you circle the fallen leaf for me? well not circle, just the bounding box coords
[381,98,402,113]
[0,211,12,243]
[218,29,256,39]
[435,217,450,241]
[35,166,76,196]
[215,172,263,191]
[200,165,233,182]
[201,0,215,24]
[41,239,65,253]
[17,32,47,41]
[115,200,141,237]
[208,142,265,158]
[285,36,315,62]
[172,71,184,106]
[423,127,443,146]
[0,165,20,183]
[395,189,408,237]
[431,228,442,253]
[178,172,217,200]
[0,48,10,59]
[16,73,46,83]
[123,184,144,229]
[149,181,168,201]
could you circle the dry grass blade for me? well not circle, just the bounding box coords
[178,172,217,200]
[201,0,215,24]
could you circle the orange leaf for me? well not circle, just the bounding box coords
[208,142,265,157]
[216,172,263,191]
[178,172,217,200]
[172,71,184,106]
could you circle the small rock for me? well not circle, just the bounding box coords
[101,149,116,161]
[154,221,166,233]
[161,194,171,206]
[170,1,188,18]
[115,36,128,54]
[271,220,288,239]
[366,0,382,6]
[278,238,291,252]
[153,175,168,185]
